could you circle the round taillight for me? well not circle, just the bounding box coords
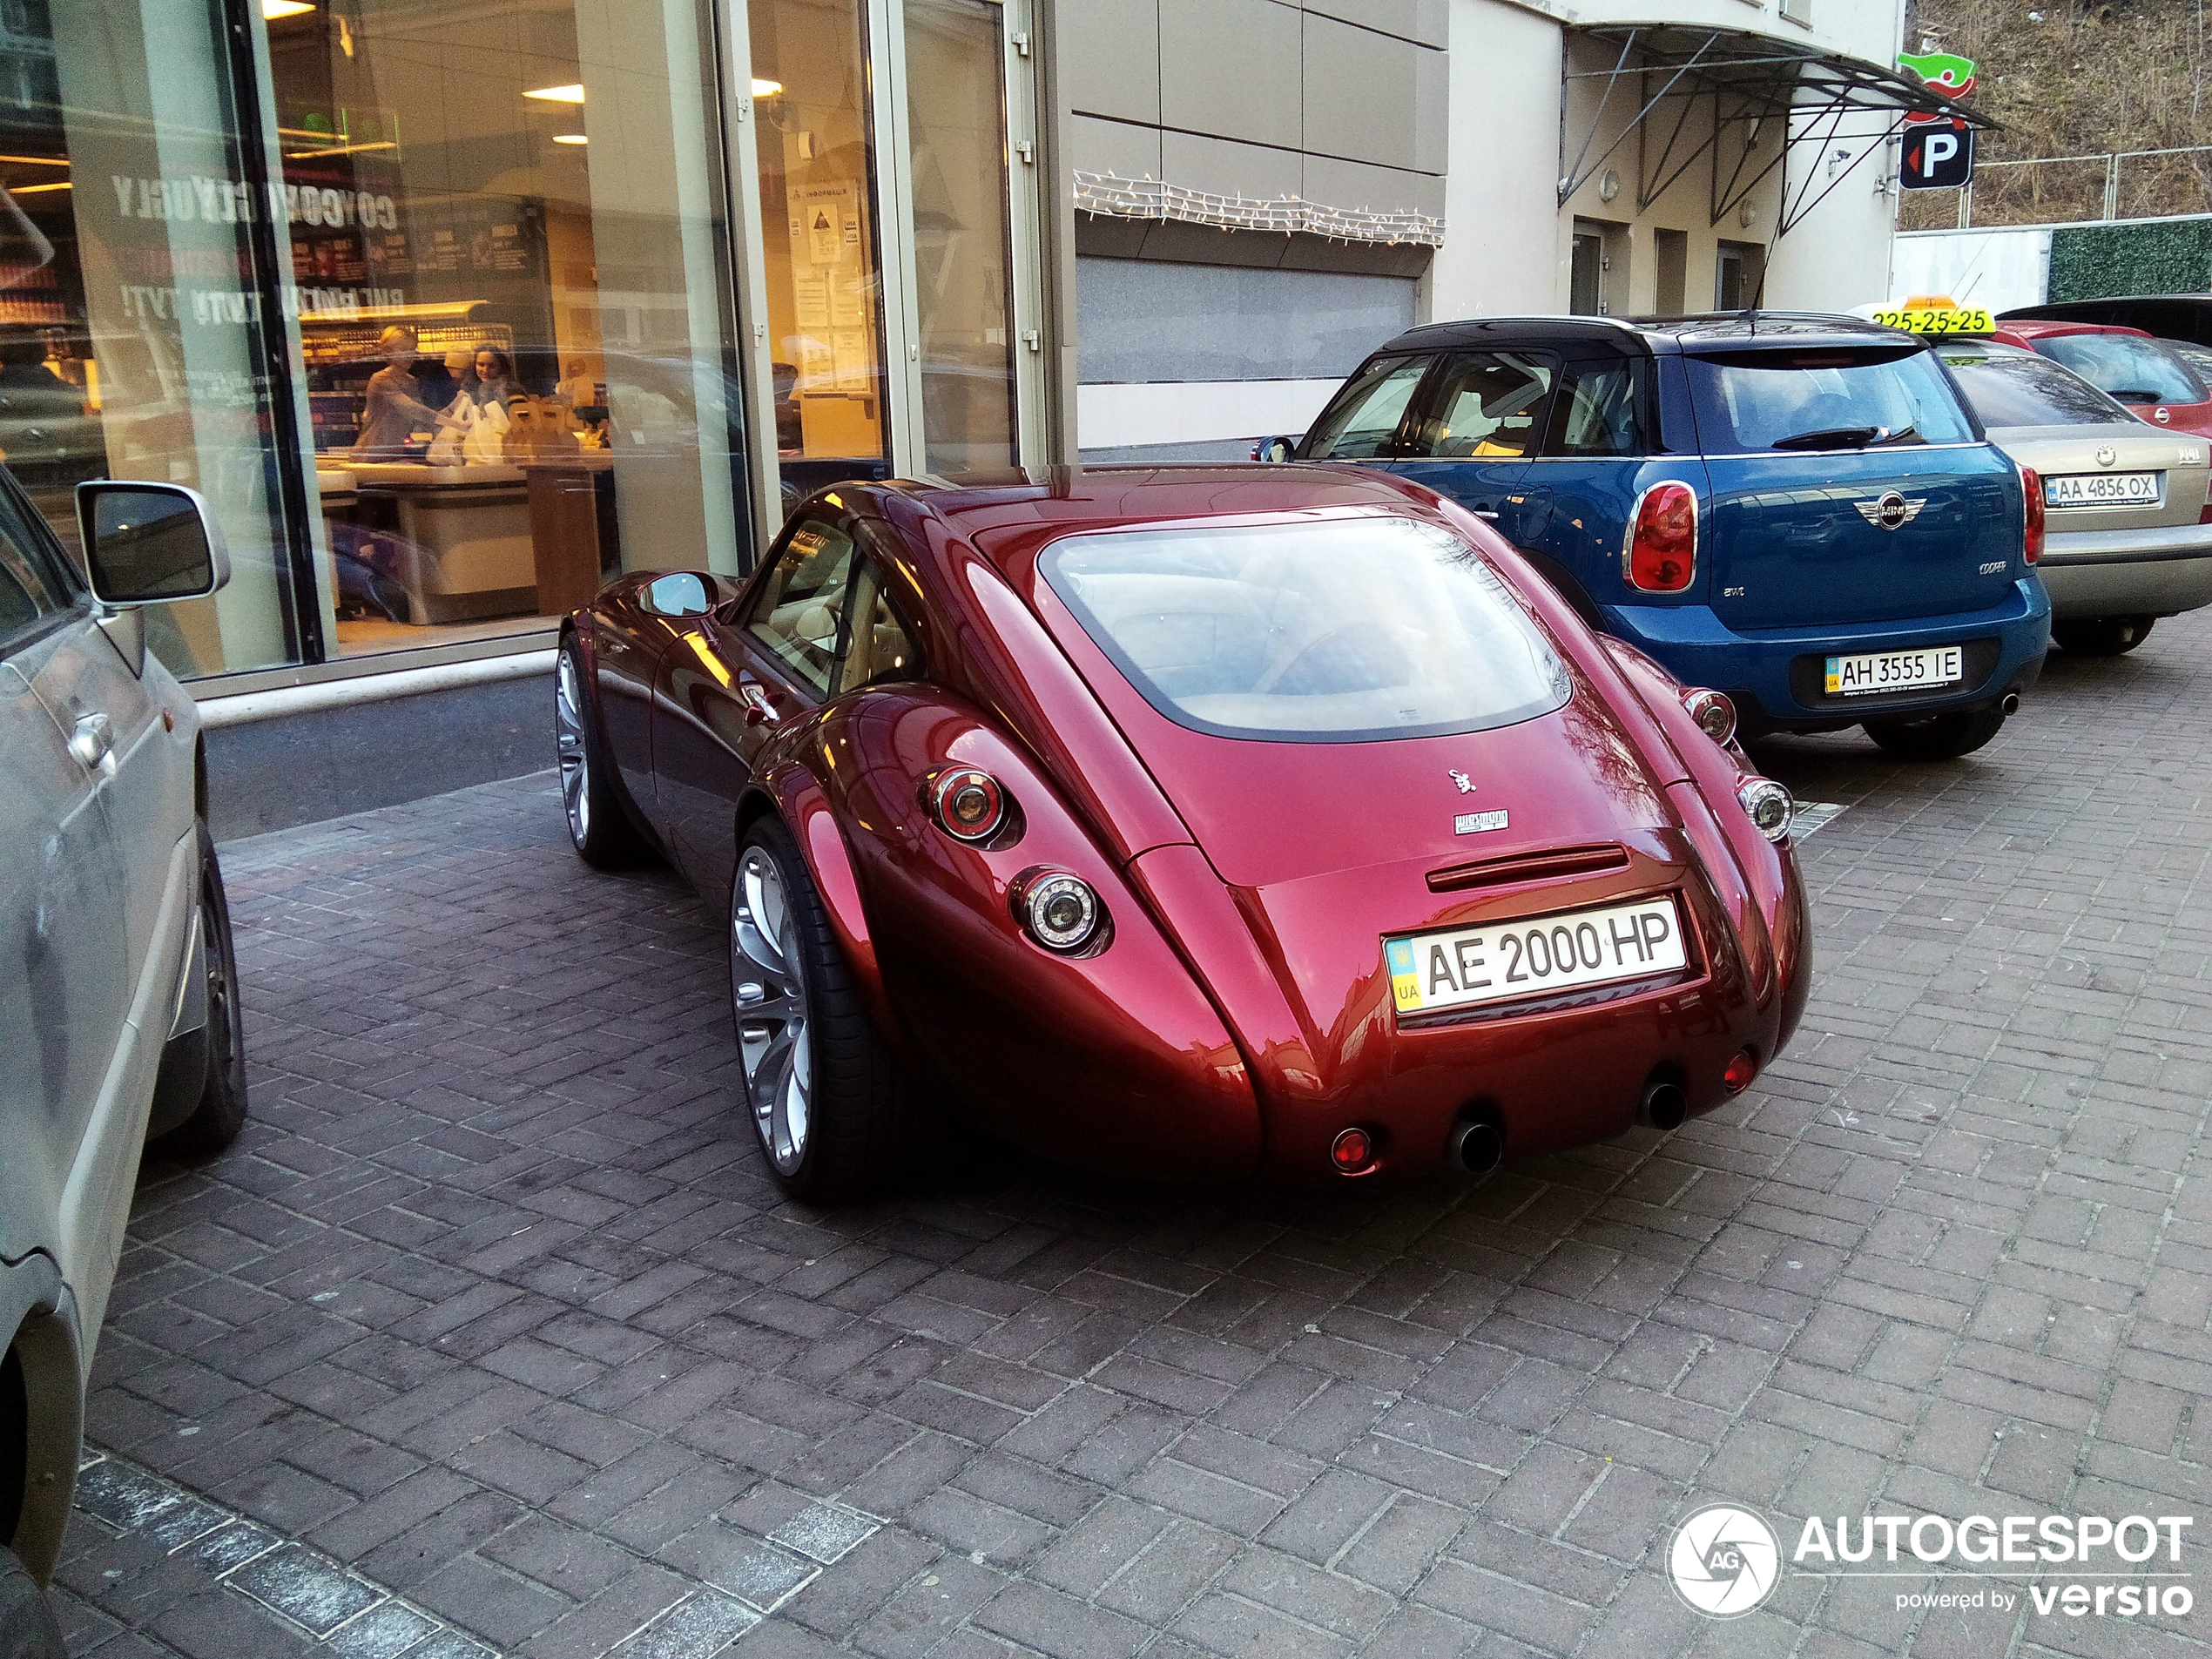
[1019,870,1102,953]
[1737,778,1792,844]
[930,767,1005,843]
[1626,482,1697,593]
[1723,1049,1759,1094]
[1683,687,1736,745]
[1331,1127,1375,1174]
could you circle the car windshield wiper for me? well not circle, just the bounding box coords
[1770,426,1882,450]
[1868,424,1920,446]
[2108,388,2162,402]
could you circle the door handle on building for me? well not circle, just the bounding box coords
[70,711,118,777]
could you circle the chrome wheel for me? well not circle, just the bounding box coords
[732,845,811,1174]
[556,648,590,846]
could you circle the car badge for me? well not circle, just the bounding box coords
[1853,491,1926,532]
[2156,408,2173,423]
[2095,446,2117,468]
[1448,770,1475,793]
[1455,809,1508,835]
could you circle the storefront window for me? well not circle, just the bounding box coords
[9,0,308,678]
[750,0,891,517]
[267,0,751,660]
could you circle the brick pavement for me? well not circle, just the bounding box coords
[46,615,2212,1657]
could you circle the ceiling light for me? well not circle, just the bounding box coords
[525,84,585,104]
[752,78,783,98]
[10,181,71,194]
[0,154,67,167]
[262,0,315,17]
[552,133,587,145]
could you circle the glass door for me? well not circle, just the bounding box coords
[886,0,1036,475]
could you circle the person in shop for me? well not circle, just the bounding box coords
[353,324,462,459]
[471,347,523,412]
[555,358,596,411]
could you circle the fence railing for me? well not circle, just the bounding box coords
[1899,145,2212,232]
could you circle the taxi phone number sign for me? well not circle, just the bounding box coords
[1871,307,1993,335]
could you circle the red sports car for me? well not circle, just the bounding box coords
[556,467,1811,1199]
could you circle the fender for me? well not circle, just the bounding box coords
[1,1254,80,1583]
[753,763,914,1069]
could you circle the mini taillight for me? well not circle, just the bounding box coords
[1682,688,1736,745]
[2020,465,2044,563]
[1626,482,1696,592]
[1737,778,1792,843]
[2200,469,2212,524]
[1015,869,1103,953]
[929,768,1006,843]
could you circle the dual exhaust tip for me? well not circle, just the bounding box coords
[1382,1073,1697,1180]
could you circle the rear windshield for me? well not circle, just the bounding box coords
[1685,346,1976,452]
[1042,516,1571,744]
[2033,334,2205,405]
[1943,349,2138,428]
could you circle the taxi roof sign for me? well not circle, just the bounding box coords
[1850,298,1995,336]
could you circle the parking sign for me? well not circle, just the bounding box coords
[1901,122,1974,190]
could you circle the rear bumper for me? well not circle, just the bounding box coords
[2039,522,2212,618]
[1602,580,2052,729]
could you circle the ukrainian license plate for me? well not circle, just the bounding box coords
[1385,895,1687,1017]
[2044,471,2160,508]
[1824,644,1963,697]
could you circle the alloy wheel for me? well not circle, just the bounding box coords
[555,649,590,846]
[732,845,812,1174]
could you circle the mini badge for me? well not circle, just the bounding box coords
[1448,770,1475,793]
[1455,809,1508,835]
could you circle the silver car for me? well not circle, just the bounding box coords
[1940,339,2212,656]
[1,470,245,1650]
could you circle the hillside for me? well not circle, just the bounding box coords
[1899,0,2212,227]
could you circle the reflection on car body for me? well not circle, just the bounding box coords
[555,465,1811,1204]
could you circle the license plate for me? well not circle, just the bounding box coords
[2045,471,2161,508]
[1385,895,1688,1017]
[1824,644,1963,697]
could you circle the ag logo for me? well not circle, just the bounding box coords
[1667,1503,1781,1618]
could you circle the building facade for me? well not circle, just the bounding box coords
[5,0,1942,696]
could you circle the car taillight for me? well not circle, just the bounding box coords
[928,767,1007,843]
[1625,482,1696,592]
[2201,469,2212,525]
[2020,464,2044,563]
[1681,687,1736,745]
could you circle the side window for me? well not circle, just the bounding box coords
[1406,353,1554,459]
[746,516,856,694]
[1541,358,1648,457]
[834,556,921,695]
[1304,355,1431,460]
[0,487,68,654]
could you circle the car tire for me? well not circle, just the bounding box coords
[2052,616,2155,657]
[148,821,248,1160]
[728,816,915,1202]
[0,1544,65,1659]
[1863,702,2009,762]
[556,634,654,870]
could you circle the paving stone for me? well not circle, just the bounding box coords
[57,634,2212,1656]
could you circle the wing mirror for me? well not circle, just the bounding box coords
[1251,435,1297,462]
[75,482,229,605]
[642,571,712,617]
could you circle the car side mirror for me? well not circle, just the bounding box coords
[642,571,711,617]
[1251,435,1297,463]
[75,482,229,605]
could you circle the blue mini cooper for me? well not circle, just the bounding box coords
[1264,313,2052,759]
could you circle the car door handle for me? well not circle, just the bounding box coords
[69,711,118,777]
[739,684,779,726]
[1472,509,1501,520]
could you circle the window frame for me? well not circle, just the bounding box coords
[1298,352,1438,461]
[1537,353,1659,459]
[0,468,89,662]
[734,507,923,705]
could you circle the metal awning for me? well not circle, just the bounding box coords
[1561,24,2000,236]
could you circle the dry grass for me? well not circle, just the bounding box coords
[1900,0,2212,226]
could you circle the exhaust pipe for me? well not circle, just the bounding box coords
[2000,691,2020,717]
[1639,1079,1688,1132]
[1449,1118,1503,1175]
